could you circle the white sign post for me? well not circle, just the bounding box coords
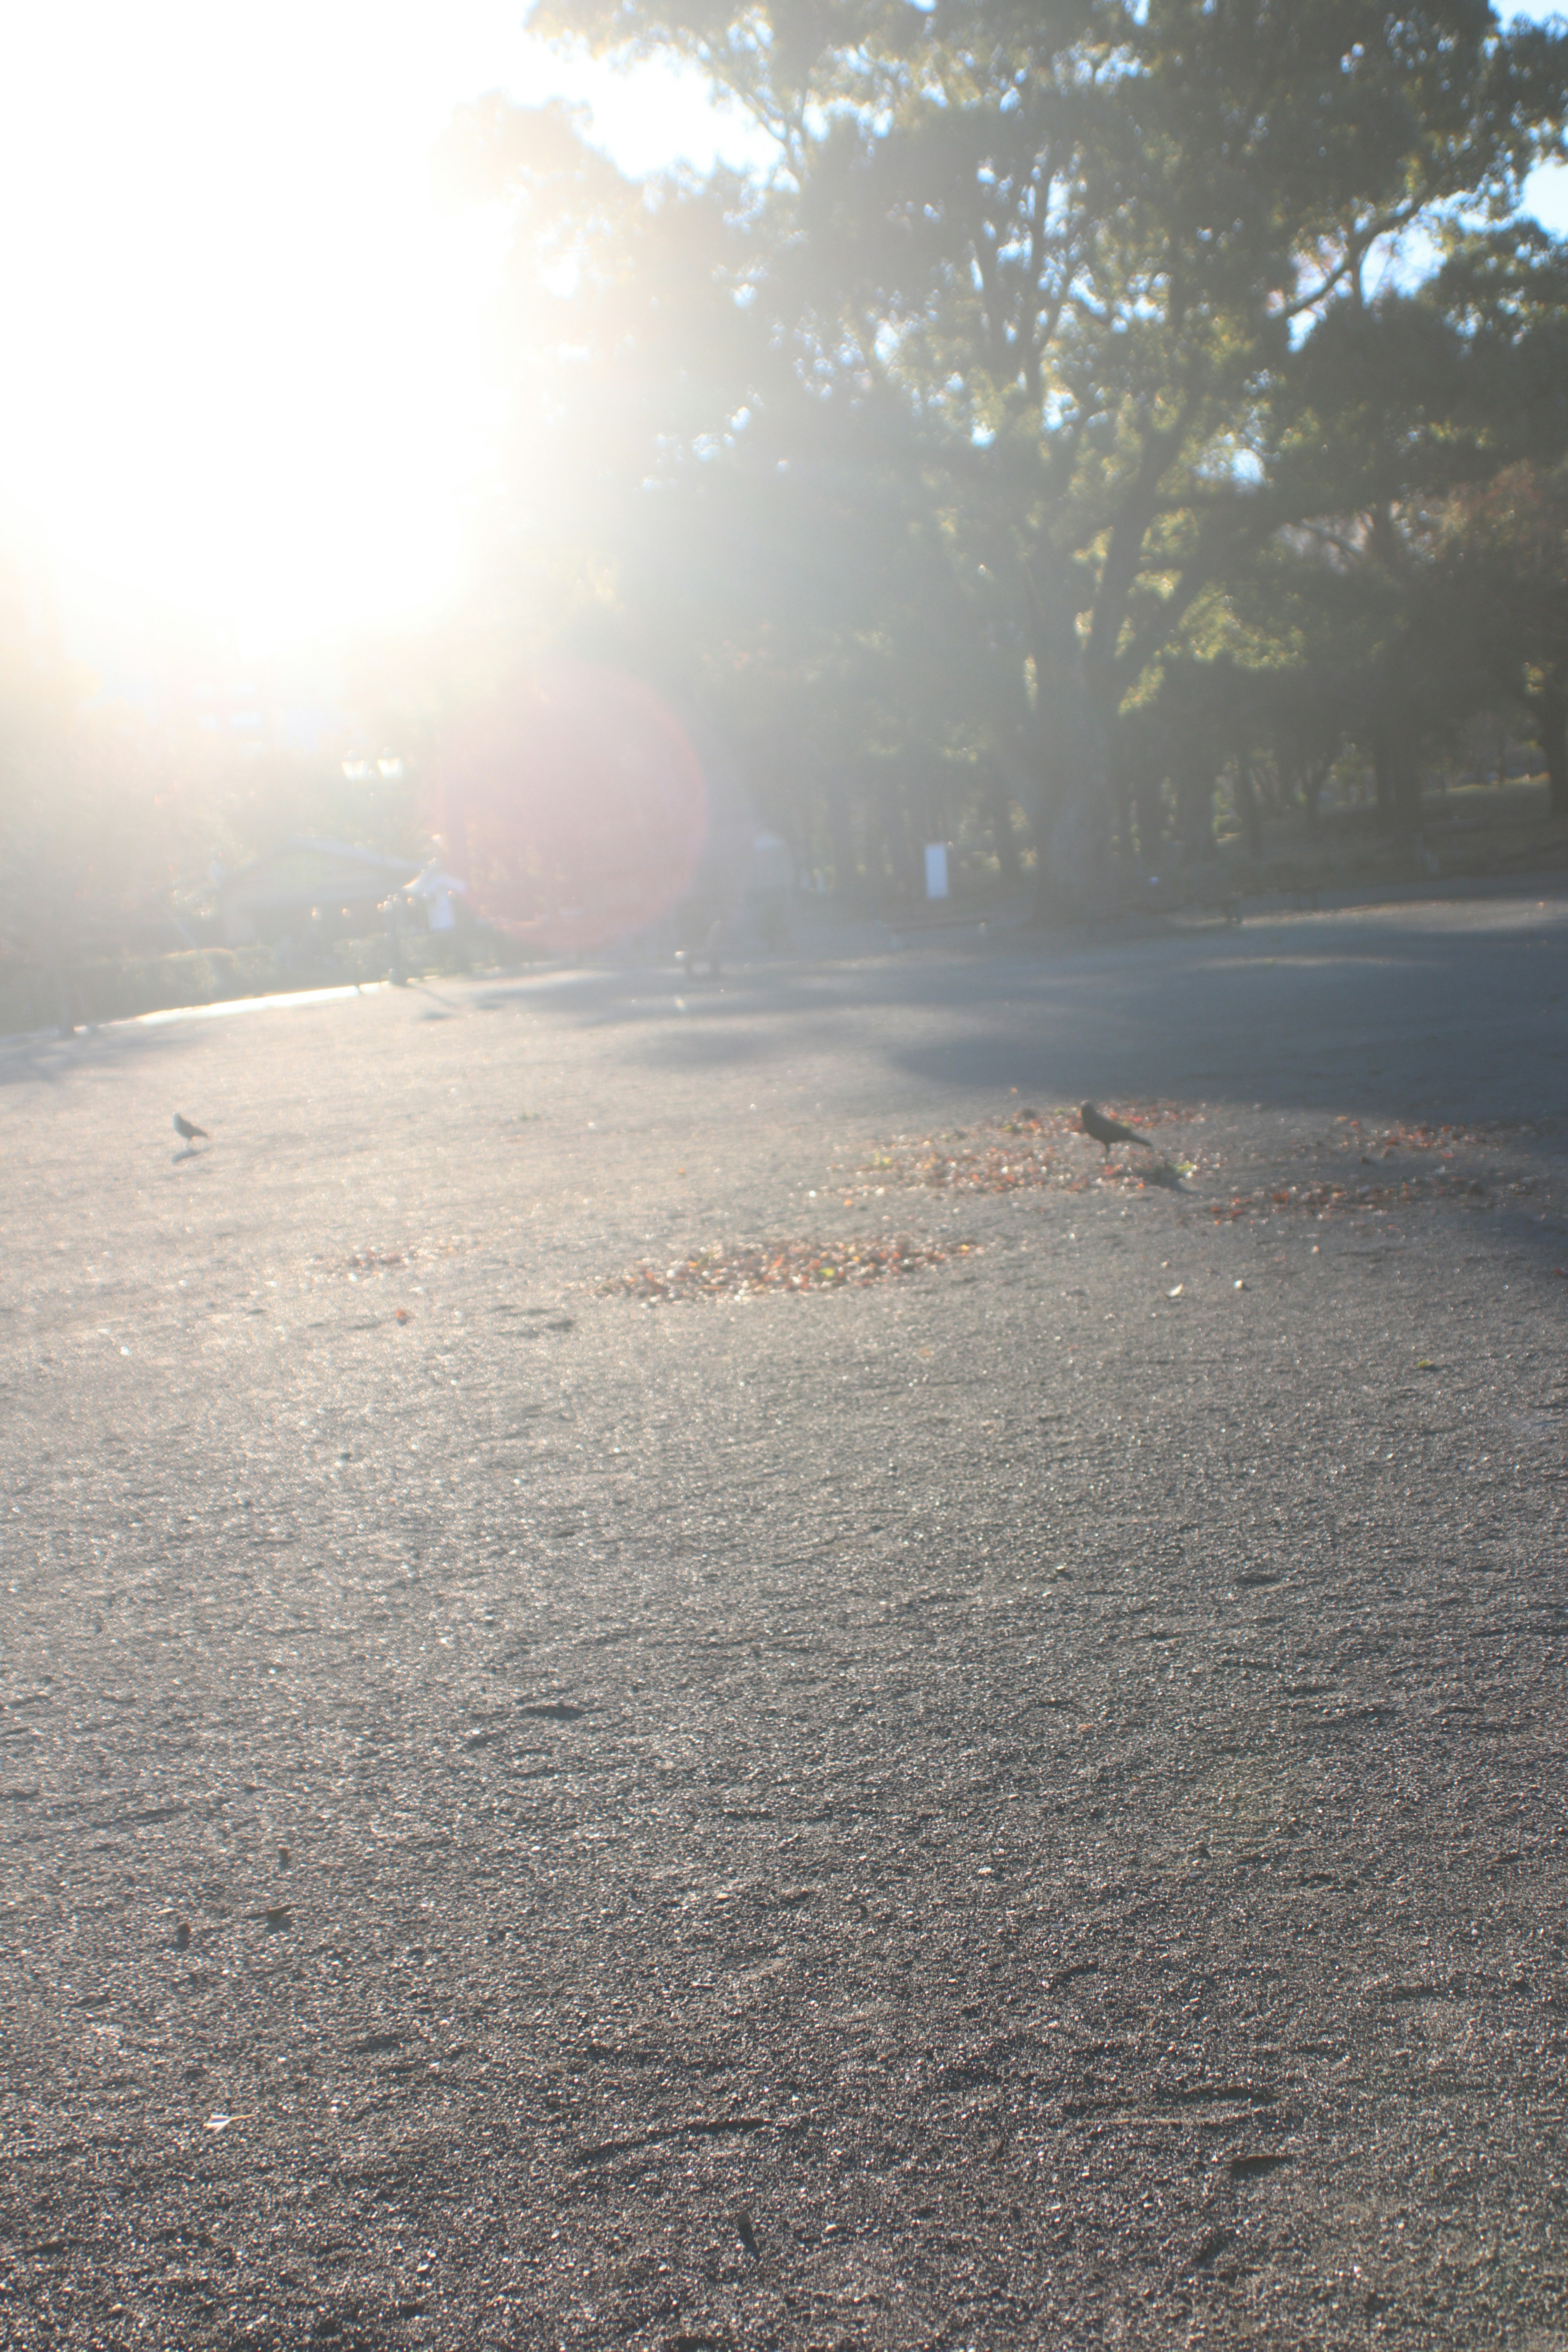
[924,842,949,900]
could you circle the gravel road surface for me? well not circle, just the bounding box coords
[4,893,1568,2349]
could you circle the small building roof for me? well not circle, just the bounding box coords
[216,838,422,912]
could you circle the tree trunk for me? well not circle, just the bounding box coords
[1135,774,1165,865]
[985,764,1023,886]
[1028,675,1110,922]
[1175,747,1217,861]
[1300,756,1330,836]
[1106,739,1134,864]
[1529,685,1568,820]
[880,775,917,909]
[1372,730,1421,835]
[825,780,856,899]
[1233,748,1263,862]
[995,742,1043,893]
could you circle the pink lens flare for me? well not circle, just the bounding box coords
[441,664,708,952]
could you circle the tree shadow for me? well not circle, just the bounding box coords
[500,900,1568,1132]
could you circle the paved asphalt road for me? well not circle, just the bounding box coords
[3,893,1567,2350]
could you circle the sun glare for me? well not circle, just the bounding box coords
[0,8,506,655]
[0,3,763,667]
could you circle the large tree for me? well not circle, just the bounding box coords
[457,1,1568,901]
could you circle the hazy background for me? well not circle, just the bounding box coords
[4,0,1568,1024]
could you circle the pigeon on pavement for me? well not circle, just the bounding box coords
[1080,1101,1154,1156]
[173,1114,209,1144]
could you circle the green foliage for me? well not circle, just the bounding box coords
[457,0,1568,895]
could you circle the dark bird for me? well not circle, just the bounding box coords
[173,1114,209,1145]
[1080,1101,1154,1156]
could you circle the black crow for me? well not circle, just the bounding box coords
[1080,1101,1153,1156]
[174,1114,209,1144]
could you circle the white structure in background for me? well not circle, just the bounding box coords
[748,832,794,893]
[924,842,950,900]
[402,860,468,932]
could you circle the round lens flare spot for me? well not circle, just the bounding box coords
[443,665,708,953]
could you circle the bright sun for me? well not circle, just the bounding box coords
[1,5,768,667]
[0,4,525,657]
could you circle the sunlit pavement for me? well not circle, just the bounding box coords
[3,895,1566,2347]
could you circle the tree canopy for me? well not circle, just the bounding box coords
[437,4,1568,896]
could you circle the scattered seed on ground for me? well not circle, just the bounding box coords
[599,1236,975,1302]
[853,1104,1199,1197]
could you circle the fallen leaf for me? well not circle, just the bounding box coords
[601,1234,972,1302]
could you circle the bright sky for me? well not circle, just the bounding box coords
[0,2,763,663]
[1,2,1563,665]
